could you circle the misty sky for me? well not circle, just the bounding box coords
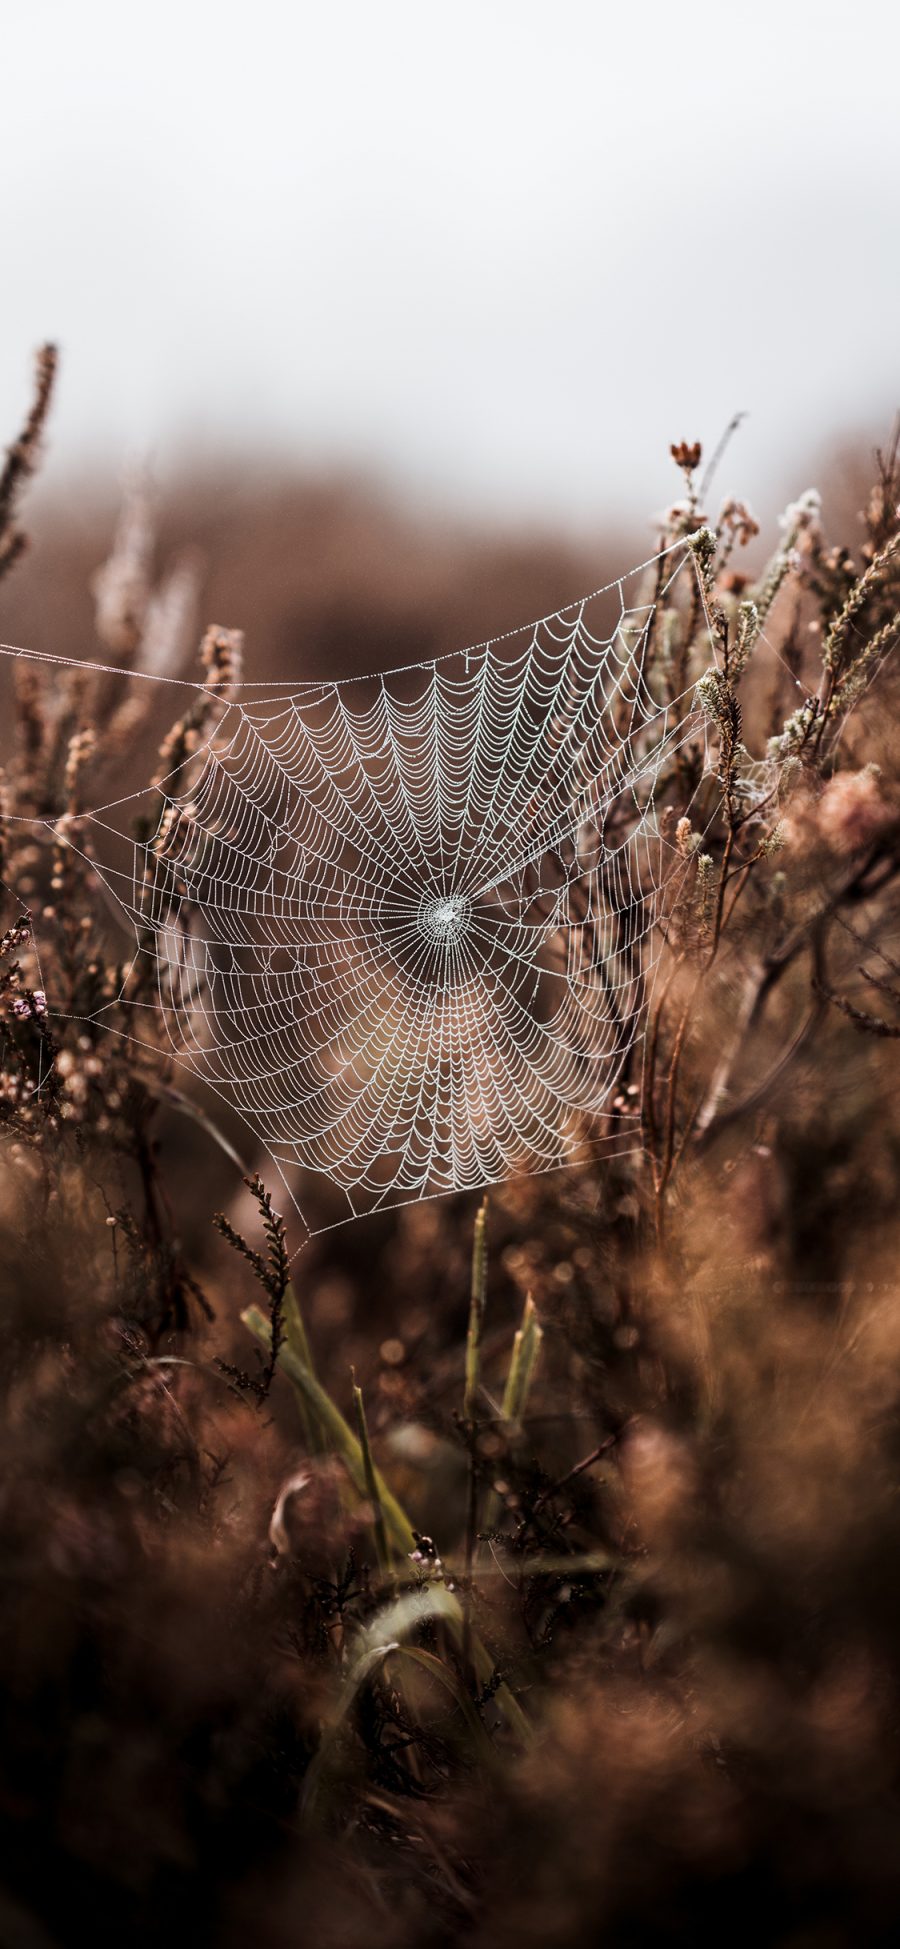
[5,0,900,531]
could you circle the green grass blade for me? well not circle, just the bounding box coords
[352,1376,390,1573]
[283,1281,315,1374]
[242,1304,415,1557]
[282,1282,317,1449]
[500,1293,543,1429]
[464,1198,488,1421]
[302,1582,465,1812]
[482,1292,544,1538]
[243,1303,533,1746]
[389,1646,496,1762]
[300,1641,398,1813]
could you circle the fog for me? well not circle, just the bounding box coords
[4,0,900,528]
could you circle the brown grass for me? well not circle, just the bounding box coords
[1,350,900,1946]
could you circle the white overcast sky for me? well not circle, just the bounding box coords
[4,0,900,530]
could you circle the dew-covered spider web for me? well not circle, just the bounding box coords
[1,536,711,1240]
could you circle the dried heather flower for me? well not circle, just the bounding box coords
[816,768,889,853]
[64,728,97,810]
[778,487,823,539]
[671,440,702,474]
[0,344,58,582]
[720,497,760,547]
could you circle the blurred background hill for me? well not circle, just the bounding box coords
[0,469,609,689]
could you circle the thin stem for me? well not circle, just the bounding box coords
[353,1375,391,1574]
[463,1200,488,1671]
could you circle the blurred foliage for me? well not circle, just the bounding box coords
[1,352,900,1945]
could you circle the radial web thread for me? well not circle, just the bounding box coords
[2,537,709,1238]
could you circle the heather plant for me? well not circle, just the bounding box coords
[1,349,900,1946]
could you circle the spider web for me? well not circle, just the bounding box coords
[2,536,708,1239]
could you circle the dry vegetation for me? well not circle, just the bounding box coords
[2,349,900,1947]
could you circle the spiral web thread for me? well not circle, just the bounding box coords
[2,537,709,1238]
